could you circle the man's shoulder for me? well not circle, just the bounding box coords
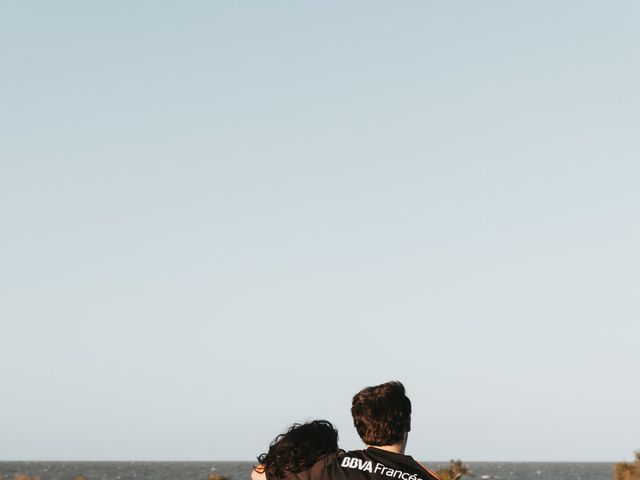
[333,448,439,480]
[296,449,439,480]
[339,449,368,458]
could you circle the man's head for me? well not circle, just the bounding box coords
[351,381,412,447]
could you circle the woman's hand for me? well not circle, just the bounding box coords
[252,466,267,480]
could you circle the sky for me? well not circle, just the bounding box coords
[1,0,639,463]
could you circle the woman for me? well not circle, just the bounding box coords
[252,420,341,480]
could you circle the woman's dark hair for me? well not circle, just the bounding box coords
[351,381,411,446]
[255,420,339,480]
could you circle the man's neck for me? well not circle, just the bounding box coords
[366,443,405,455]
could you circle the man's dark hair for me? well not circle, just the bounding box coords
[256,420,339,480]
[351,381,411,446]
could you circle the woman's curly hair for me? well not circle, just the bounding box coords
[255,420,339,480]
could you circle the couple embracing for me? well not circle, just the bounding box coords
[252,381,439,480]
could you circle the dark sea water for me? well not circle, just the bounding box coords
[0,461,615,480]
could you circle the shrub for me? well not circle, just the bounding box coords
[436,460,469,480]
[613,451,640,480]
[208,474,229,480]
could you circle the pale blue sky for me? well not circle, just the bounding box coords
[1,1,639,463]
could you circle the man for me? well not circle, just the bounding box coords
[253,381,439,480]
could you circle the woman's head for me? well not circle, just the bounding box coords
[255,420,339,480]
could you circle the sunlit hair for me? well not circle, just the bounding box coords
[255,420,339,480]
[351,381,411,446]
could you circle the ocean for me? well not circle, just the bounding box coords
[0,461,615,480]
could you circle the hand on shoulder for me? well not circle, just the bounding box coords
[252,467,267,480]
